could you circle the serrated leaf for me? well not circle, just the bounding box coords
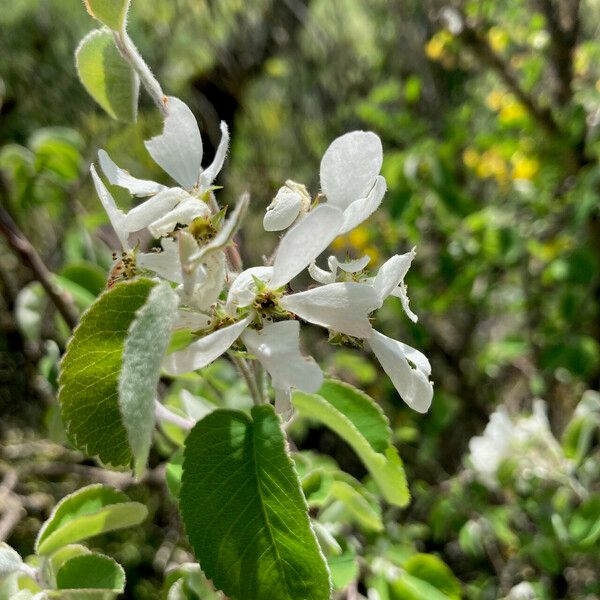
[84,0,131,30]
[56,553,125,594]
[76,29,139,122]
[0,544,22,578]
[293,389,409,507]
[180,405,331,600]
[36,484,147,556]
[58,278,155,466]
[119,281,178,476]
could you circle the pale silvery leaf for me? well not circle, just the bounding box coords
[90,164,129,250]
[145,96,203,189]
[281,282,379,338]
[368,330,433,413]
[190,193,250,263]
[373,250,415,304]
[226,266,273,313]
[119,281,179,476]
[338,175,387,235]
[199,121,229,189]
[148,197,211,237]
[320,131,383,210]
[124,187,190,232]
[242,320,323,395]
[270,204,344,289]
[0,543,22,578]
[162,315,253,375]
[263,186,303,231]
[138,238,182,283]
[98,149,165,197]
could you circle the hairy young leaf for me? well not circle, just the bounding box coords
[119,281,178,476]
[59,278,154,466]
[293,388,410,507]
[84,0,131,30]
[75,29,139,122]
[180,405,331,600]
[0,544,22,578]
[36,484,147,555]
[56,553,125,593]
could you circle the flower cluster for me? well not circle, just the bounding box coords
[92,96,433,417]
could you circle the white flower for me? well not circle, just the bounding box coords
[263,181,311,231]
[469,401,570,488]
[308,254,371,285]
[96,96,229,240]
[263,131,387,239]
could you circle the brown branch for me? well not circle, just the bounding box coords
[0,182,79,330]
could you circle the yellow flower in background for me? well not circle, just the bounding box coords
[499,100,527,124]
[486,90,505,111]
[488,27,508,53]
[425,30,453,61]
[462,148,479,169]
[364,245,380,265]
[348,226,370,250]
[511,154,539,181]
[476,149,508,184]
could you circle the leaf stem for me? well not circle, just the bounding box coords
[154,400,195,431]
[229,353,263,406]
[113,30,168,116]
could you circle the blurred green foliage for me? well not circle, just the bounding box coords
[1,0,599,598]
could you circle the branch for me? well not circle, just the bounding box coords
[0,185,79,330]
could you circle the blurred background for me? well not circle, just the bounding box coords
[1,0,599,598]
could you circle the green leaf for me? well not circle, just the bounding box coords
[293,390,409,507]
[119,281,178,476]
[84,0,131,30]
[327,480,383,532]
[60,262,107,298]
[56,553,125,591]
[318,379,391,453]
[58,278,155,466]
[328,546,359,591]
[75,29,139,123]
[402,554,462,599]
[35,484,147,555]
[50,545,92,573]
[0,544,22,578]
[180,405,331,600]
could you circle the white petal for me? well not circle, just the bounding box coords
[320,131,383,210]
[270,204,344,289]
[148,197,211,237]
[200,121,229,189]
[242,320,322,393]
[145,96,203,189]
[226,266,273,313]
[124,187,190,232]
[274,387,294,421]
[90,164,129,250]
[162,315,252,375]
[330,254,371,273]
[180,389,215,420]
[368,330,433,413]
[281,282,379,338]
[263,186,303,231]
[98,149,165,197]
[188,252,226,311]
[308,261,336,284]
[338,175,386,235]
[178,230,200,295]
[172,309,212,331]
[138,238,182,283]
[391,282,419,323]
[373,250,416,304]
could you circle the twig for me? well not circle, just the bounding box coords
[0,199,79,330]
[229,352,263,406]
